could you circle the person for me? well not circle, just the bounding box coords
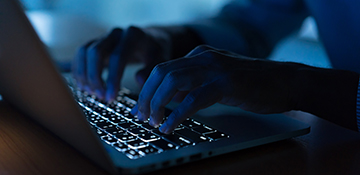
[72,0,360,134]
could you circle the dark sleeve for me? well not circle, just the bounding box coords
[356,78,360,132]
[295,67,359,131]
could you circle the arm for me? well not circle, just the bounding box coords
[132,45,359,133]
[295,67,359,131]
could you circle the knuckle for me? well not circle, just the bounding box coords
[127,26,145,38]
[110,28,122,35]
[152,63,168,76]
[183,93,198,105]
[194,45,212,52]
[165,70,180,84]
[128,26,140,32]
[187,45,219,61]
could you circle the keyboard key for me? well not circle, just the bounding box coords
[151,139,177,151]
[204,131,229,140]
[97,109,110,117]
[175,128,208,143]
[131,118,148,125]
[105,127,125,135]
[138,145,160,155]
[114,132,136,142]
[124,149,141,159]
[151,129,168,137]
[96,122,116,130]
[101,135,118,144]
[87,115,102,123]
[69,83,230,160]
[127,139,148,149]
[163,134,193,147]
[128,127,147,136]
[108,116,127,124]
[117,122,138,130]
[181,119,202,128]
[112,106,126,114]
[91,106,104,114]
[95,129,108,137]
[141,123,155,130]
[99,110,115,118]
[191,125,216,135]
[138,132,160,142]
[122,111,134,119]
[93,119,108,126]
[112,142,128,152]
[105,102,117,109]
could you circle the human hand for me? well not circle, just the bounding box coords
[72,26,171,101]
[132,45,305,134]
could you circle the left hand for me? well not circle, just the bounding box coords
[132,45,305,134]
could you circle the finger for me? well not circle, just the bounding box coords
[72,40,96,90]
[136,61,182,122]
[159,83,222,134]
[184,45,216,58]
[149,67,210,127]
[105,27,146,101]
[137,54,216,123]
[86,29,123,98]
[130,104,138,116]
[185,45,241,60]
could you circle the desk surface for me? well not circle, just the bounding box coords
[0,100,360,175]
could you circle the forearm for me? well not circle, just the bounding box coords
[295,66,359,131]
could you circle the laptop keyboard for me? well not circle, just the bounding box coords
[69,85,229,159]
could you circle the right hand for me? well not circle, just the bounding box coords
[72,26,172,101]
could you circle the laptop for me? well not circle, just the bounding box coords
[0,0,310,174]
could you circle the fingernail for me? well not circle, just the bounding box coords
[149,117,159,128]
[159,124,168,134]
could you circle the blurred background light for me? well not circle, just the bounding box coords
[20,0,329,69]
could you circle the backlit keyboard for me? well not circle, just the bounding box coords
[69,85,229,159]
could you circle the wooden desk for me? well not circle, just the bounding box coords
[0,100,360,175]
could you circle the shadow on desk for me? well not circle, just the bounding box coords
[0,100,359,175]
